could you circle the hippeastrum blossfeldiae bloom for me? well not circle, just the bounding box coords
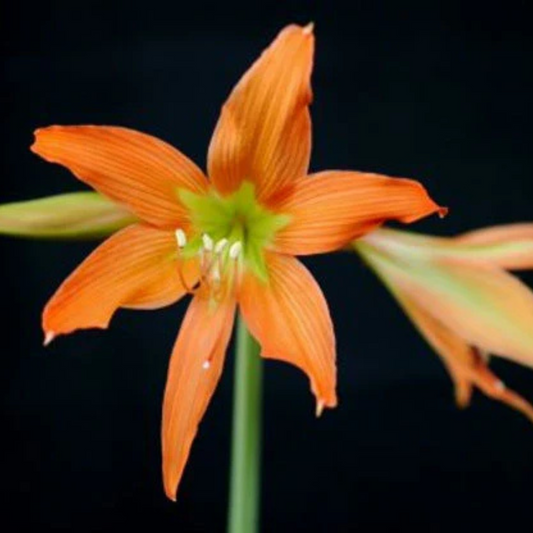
[355,225,533,421]
[31,24,444,499]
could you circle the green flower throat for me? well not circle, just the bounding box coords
[178,181,290,281]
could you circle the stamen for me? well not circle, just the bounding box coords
[212,261,221,282]
[315,399,325,417]
[229,241,243,259]
[202,233,214,252]
[175,228,187,249]
[177,261,196,295]
[214,238,229,254]
[195,238,242,301]
[173,229,196,295]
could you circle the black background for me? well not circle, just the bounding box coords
[2,1,533,531]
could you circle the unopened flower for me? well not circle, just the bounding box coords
[0,192,136,239]
[355,225,533,420]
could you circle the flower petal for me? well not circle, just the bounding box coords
[273,171,446,255]
[239,252,336,414]
[357,237,533,371]
[32,126,207,228]
[457,223,533,270]
[162,294,236,500]
[392,287,533,421]
[208,24,314,202]
[369,226,533,271]
[473,362,533,423]
[43,224,199,340]
[393,288,476,408]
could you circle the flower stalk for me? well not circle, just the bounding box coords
[228,315,262,533]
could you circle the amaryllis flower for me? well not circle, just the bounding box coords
[31,24,444,499]
[355,225,533,421]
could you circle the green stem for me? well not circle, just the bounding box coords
[228,314,262,533]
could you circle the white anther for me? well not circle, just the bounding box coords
[229,241,243,260]
[495,380,506,393]
[214,238,229,254]
[175,228,187,249]
[202,360,211,370]
[202,233,214,252]
[44,331,55,347]
[303,22,314,35]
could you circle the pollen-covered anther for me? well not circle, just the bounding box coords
[175,228,187,249]
[214,238,229,254]
[202,233,214,252]
[229,241,243,260]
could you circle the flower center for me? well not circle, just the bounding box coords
[176,181,290,291]
[174,228,242,301]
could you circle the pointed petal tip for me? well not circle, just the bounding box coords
[303,22,315,35]
[43,331,55,347]
[438,206,449,218]
[315,397,337,417]
[315,400,325,417]
[164,487,177,503]
[163,469,178,502]
[454,393,471,410]
[478,370,533,424]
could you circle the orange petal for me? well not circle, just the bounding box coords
[473,363,533,423]
[32,126,207,228]
[162,294,236,500]
[43,224,199,339]
[393,288,476,408]
[239,252,336,413]
[208,24,313,202]
[406,261,533,370]
[368,226,533,271]
[457,223,533,270]
[359,238,533,371]
[273,171,445,255]
[394,289,533,421]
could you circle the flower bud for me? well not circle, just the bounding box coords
[0,192,137,239]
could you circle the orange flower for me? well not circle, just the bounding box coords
[355,225,533,421]
[31,24,443,499]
